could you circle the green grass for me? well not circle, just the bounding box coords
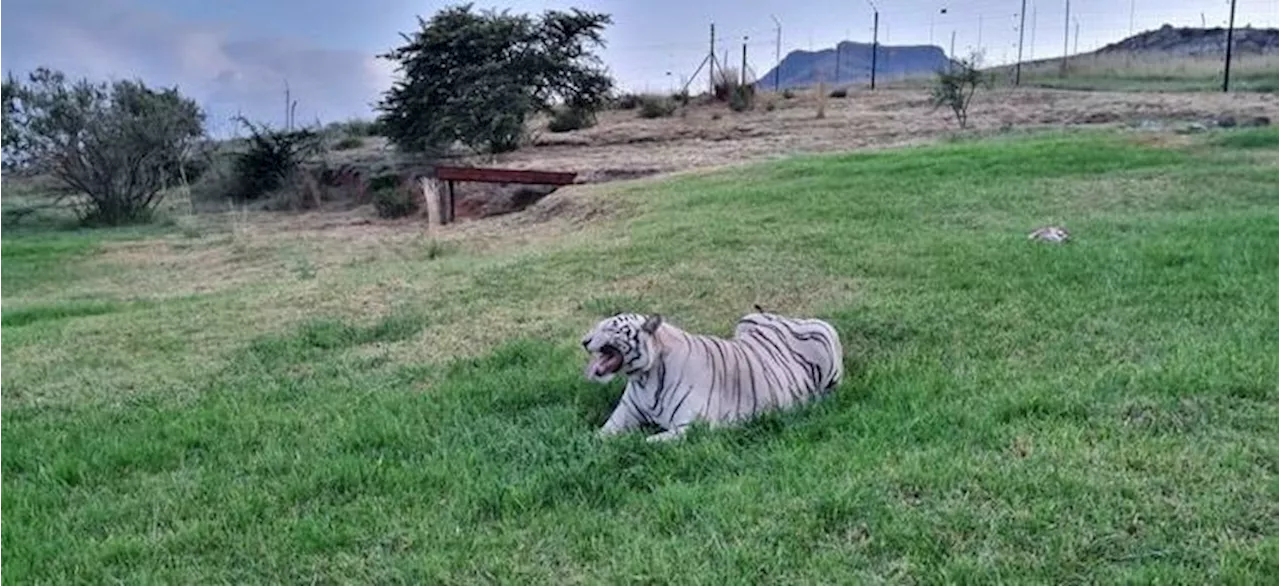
[1,300,128,328]
[3,128,1277,584]
[1004,53,1279,93]
[1212,125,1280,149]
[1,232,106,297]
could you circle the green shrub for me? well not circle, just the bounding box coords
[782,88,796,99]
[368,173,402,192]
[547,107,595,132]
[230,117,323,201]
[342,119,377,136]
[614,93,642,109]
[333,136,365,150]
[713,67,740,101]
[729,84,755,112]
[829,88,848,98]
[637,95,676,119]
[373,187,420,219]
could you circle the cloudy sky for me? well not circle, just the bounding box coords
[3,0,1275,134]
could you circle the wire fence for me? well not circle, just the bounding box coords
[605,0,1277,95]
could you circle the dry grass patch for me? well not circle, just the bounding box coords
[322,87,1276,189]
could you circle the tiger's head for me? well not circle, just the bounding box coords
[580,313,664,383]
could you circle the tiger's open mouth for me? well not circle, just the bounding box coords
[588,345,624,378]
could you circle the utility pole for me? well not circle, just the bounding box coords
[1031,3,1038,60]
[1073,18,1080,55]
[871,10,880,89]
[1060,0,1070,76]
[741,36,749,86]
[834,42,842,84]
[679,23,719,96]
[1126,0,1135,65]
[978,15,984,51]
[771,15,782,92]
[1224,0,1237,92]
[1015,0,1028,84]
[866,0,880,89]
[950,30,957,66]
[709,24,716,95]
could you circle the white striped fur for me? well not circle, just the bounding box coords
[581,309,844,442]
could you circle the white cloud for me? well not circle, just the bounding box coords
[2,0,395,136]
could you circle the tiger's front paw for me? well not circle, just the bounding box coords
[596,426,622,440]
[644,428,687,443]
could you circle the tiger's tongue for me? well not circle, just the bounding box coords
[591,352,623,376]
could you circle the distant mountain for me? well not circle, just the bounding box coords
[755,41,951,90]
[1095,24,1278,57]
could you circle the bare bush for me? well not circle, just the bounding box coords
[930,52,992,129]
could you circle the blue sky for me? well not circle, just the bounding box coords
[3,0,1275,133]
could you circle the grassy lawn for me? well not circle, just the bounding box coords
[2,127,1277,584]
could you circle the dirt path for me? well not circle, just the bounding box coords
[489,88,1276,181]
[320,87,1274,220]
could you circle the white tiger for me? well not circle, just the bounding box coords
[580,306,844,442]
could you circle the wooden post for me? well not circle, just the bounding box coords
[418,177,444,227]
[446,181,456,224]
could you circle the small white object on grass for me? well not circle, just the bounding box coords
[1028,225,1070,243]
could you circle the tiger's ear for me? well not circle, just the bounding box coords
[641,314,663,334]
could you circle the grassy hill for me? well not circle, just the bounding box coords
[1009,52,1278,93]
[1003,25,1278,93]
[3,127,1277,583]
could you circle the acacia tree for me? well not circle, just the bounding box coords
[2,68,205,225]
[376,4,614,154]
